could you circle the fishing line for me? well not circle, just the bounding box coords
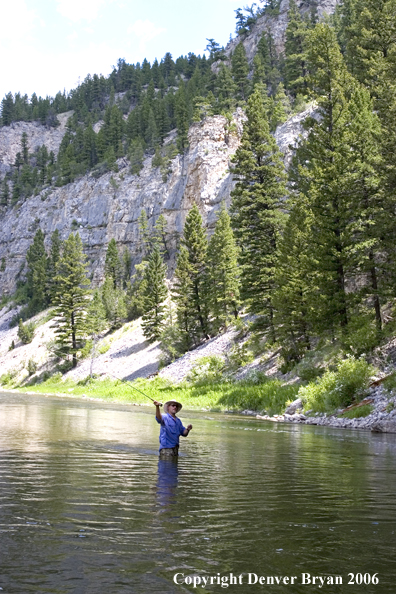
[100,371,163,406]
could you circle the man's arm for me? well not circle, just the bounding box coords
[154,400,163,422]
[182,424,192,437]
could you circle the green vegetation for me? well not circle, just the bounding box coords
[298,357,374,413]
[17,318,35,344]
[340,404,373,419]
[18,374,298,415]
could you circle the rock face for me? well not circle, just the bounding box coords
[0,112,72,178]
[0,104,312,297]
[371,421,396,433]
[213,0,340,71]
[0,111,246,295]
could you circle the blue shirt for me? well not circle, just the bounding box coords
[156,413,186,450]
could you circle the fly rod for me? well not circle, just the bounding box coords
[100,371,162,406]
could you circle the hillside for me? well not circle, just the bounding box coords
[2,0,396,434]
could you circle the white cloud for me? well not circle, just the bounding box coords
[2,0,36,41]
[127,19,165,52]
[0,40,123,98]
[56,0,108,22]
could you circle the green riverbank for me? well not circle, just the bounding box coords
[13,375,299,414]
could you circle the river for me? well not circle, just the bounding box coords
[1,392,396,593]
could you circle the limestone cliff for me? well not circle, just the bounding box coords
[0,102,315,297]
[0,111,245,296]
[0,112,72,178]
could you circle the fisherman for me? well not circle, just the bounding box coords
[153,399,192,458]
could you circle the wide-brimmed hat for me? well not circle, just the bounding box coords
[164,400,182,413]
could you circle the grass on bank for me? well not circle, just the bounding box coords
[15,373,299,415]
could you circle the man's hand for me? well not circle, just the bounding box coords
[186,424,193,431]
[154,400,163,422]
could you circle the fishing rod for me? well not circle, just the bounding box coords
[100,371,162,406]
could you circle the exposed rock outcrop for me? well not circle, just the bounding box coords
[0,103,314,297]
[0,111,245,295]
[212,0,340,71]
[0,111,72,178]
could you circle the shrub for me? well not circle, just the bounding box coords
[159,325,186,367]
[382,374,396,394]
[41,371,51,382]
[296,358,325,382]
[226,342,254,371]
[79,339,93,359]
[46,372,63,384]
[27,359,37,376]
[218,380,299,415]
[97,343,111,355]
[18,318,35,344]
[0,368,18,386]
[187,355,225,384]
[342,315,380,356]
[340,404,373,419]
[299,356,375,413]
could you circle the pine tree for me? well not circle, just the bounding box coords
[21,132,29,164]
[231,42,250,100]
[138,209,151,258]
[252,54,266,89]
[206,203,240,332]
[215,65,237,112]
[257,31,281,92]
[26,229,48,312]
[230,87,287,336]
[269,83,292,131]
[122,248,132,287]
[172,246,194,351]
[18,318,35,344]
[104,238,122,289]
[341,86,386,331]
[129,138,145,175]
[52,233,90,368]
[291,24,358,334]
[153,213,169,258]
[47,229,62,301]
[0,178,10,207]
[101,277,127,329]
[141,245,168,341]
[350,0,396,208]
[273,198,313,363]
[126,261,148,320]
[181,204,210,340]
[284,0,310,96]
[175,83,189,151]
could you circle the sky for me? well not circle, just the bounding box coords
[0,0,245,101]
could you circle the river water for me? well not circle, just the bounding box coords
[1,392,396,594]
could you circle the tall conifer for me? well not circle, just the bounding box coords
[142,245,168,341]
[207,203,240,332]
[52,233,90,368]
[232,42,250,100]
[230,87,286,336]
[104,238,122,289]
[292,24,357,333]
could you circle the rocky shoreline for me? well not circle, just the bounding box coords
[251,383,396,433]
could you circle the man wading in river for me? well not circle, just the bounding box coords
[153,400,192,458]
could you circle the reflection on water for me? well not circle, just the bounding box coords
[0,392,396,593]
[157,459,179,510]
